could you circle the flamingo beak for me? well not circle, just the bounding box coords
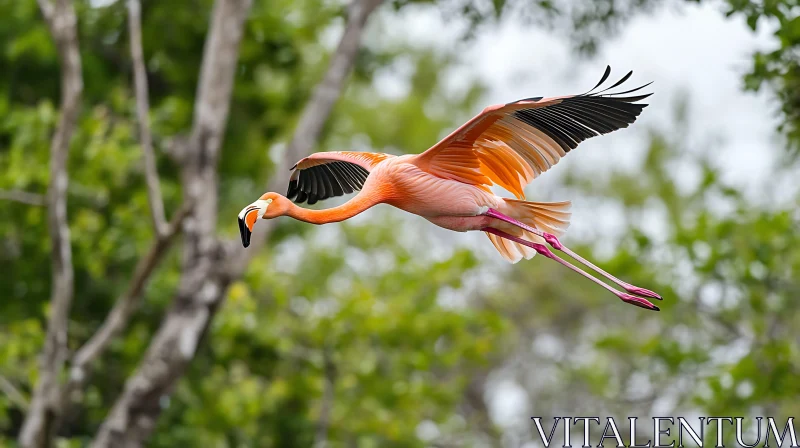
[238,206,259,248]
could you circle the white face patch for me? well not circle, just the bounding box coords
[253,198,272,218]
[238,198,273,220]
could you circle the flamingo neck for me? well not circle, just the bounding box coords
[287,192,381,225]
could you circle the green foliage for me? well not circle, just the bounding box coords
[716,0,800,157]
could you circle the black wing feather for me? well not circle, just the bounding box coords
[323,165,344,196]
[289,160,371,205]
[329,163,355,194]
[287,178,300,199]
[510,67,652,153]
[316,166,335,199]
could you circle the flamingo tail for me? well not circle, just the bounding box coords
[485,199,572,263]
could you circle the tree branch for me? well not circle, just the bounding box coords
[0,189,46,206]
[0,375,29,411]
[127,0,167,237]
[35,0,54,24]
[19,0,83,446]
[63,203,191,401]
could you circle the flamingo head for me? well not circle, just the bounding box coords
[237,192,290,248]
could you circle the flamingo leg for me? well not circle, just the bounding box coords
[483,208,661,301]
[482,227,659,311]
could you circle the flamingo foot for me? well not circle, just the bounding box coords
[618,293,660,311]
[529,242,555,259]
[541,231,662,301]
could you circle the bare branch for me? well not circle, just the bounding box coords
[0,375,29,411]
[63,203,191,401]
[127,0,167,236]
[235,0,384,266]
[0,189,46,206]
[35,0,54,24]
[19,0,83,445]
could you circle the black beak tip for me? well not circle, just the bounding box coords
[238,216,251,248]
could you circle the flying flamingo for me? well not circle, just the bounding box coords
[239,67,662,311]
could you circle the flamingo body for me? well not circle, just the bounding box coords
[373,155,500,219]
[238,66,664,311]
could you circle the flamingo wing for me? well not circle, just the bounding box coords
[412,66,652,199]
[287,151,395,205]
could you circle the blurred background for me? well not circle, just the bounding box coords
[2,0,799,446]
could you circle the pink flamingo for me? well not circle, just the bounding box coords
[239,66,661,310]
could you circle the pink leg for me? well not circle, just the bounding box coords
[484,208,661,300]
[483,227,659,311]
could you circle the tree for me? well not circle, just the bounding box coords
[17,0,83,444]
[721,0,800,157]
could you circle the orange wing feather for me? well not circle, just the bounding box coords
[412,67,652,199]
[293,151,393,171]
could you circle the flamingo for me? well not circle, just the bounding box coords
[238,67,662,311]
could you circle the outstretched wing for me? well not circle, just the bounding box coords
[287,151,394,205]
[412,66,652,199]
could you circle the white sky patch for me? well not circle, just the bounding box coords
[373,56,416,100]
[488,378,531,428]
[416,419,441,442]
[89,0,118,7]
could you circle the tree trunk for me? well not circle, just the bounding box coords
[19,0,83,446]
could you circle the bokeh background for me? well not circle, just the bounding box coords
[2,0,799,446]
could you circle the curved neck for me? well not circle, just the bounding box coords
[287,191,381,224]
